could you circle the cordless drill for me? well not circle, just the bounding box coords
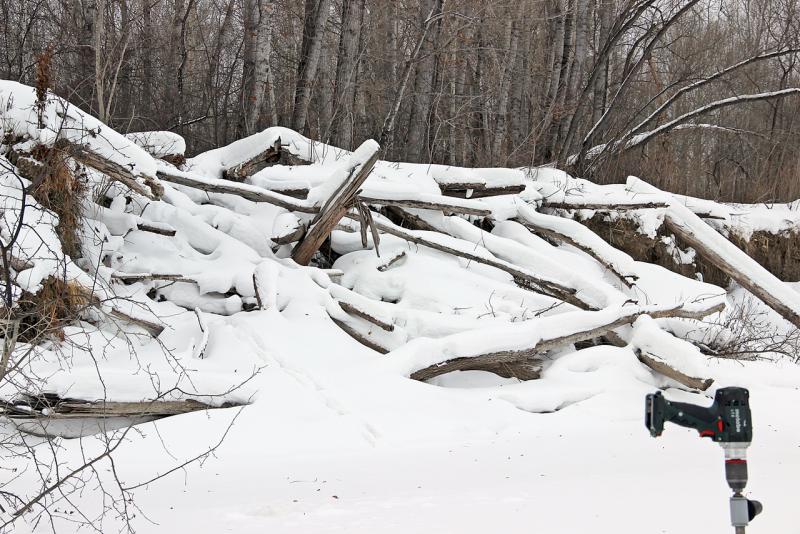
[645,387,763,533]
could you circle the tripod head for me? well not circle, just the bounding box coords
[645,387,762,532]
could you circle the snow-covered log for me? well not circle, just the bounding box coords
[515,203,637,287]
[628,177,800,329]
[406,301,724,381]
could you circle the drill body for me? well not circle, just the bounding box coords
[645,387,761,532]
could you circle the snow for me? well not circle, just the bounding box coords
[2,85,800,533]
[125,130,186,158]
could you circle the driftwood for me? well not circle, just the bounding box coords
[636,349,714,391]
[136,222,177,236]
[222,137,311,181]
[292,144,381,265]
[410,302,724,381]
[338,301,395,332]
[377,251,407,272]
[111,272,196,284]
[441,184,526,199]
[55,139,164,200]
[329,316,390,354]
[359,196,492,217]
[108,309,165,336]
[541,200,670,211]
[157,170,317,213]
[1,395,232,419]
[664,214,800,328]
[271,223,306,245]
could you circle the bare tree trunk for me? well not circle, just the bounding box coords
[591,0,612,126]
[291,0,332,133]
[140,0,152,121]
[94,0,106,122]
[240,0,275,135]
[330,0,364,149]
[492,18,520,162]
[407,0,444,163]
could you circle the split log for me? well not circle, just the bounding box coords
[55,139,163,200]
[156,169,317,213]
[409,301,724,381]
[292,141,380,265]
[223,137,283,181]
[636,350,713,391]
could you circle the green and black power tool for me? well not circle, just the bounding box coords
[645,387,763,533]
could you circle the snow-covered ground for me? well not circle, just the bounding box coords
[8,302,800,533]
[1,82,798,533]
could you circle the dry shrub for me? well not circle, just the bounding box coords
[29,145,85,259]
[14,277,90,342]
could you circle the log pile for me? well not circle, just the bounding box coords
[4,81,800,437]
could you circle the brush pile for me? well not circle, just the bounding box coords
[1,81,799,432]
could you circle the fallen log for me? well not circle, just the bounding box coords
[368,216,583,306]
[637,350,713,391]
[337,301,395,332]
[409,301,724,381]
[156,169,317,213]
[55,139,164,200]
[628,177,800,329]
[223,137,283,181]
[541,200,669,211]
[136,222,177,236]
[359,195,492,217]
[110,272,196,284]
[515,203,637,288]
[329,316,390,354]
[441,185,526,199]
[377,251,407,272]
[292,140,380,265]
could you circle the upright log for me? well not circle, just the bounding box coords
[292,140,380,265]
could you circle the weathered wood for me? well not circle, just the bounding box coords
[330,316,390,354]
[360,196,492,217]
[222,137,282,181]
[338,301,395,332]
[377,251,407,272]
[156,170,317,213]
[55,139,164,200]
[271,223,306,245]
[136,222,177,236]
[409,302,724,381]
[636,350,713,391]
[541,200,669,211]
[292,143,380,265]
[442,185,526,199]
[111,272,196,284]
[663,212,800,328]
[1,396,231,418]
[108,309,165,336]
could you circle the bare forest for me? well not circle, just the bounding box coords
[2,0,799,202]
